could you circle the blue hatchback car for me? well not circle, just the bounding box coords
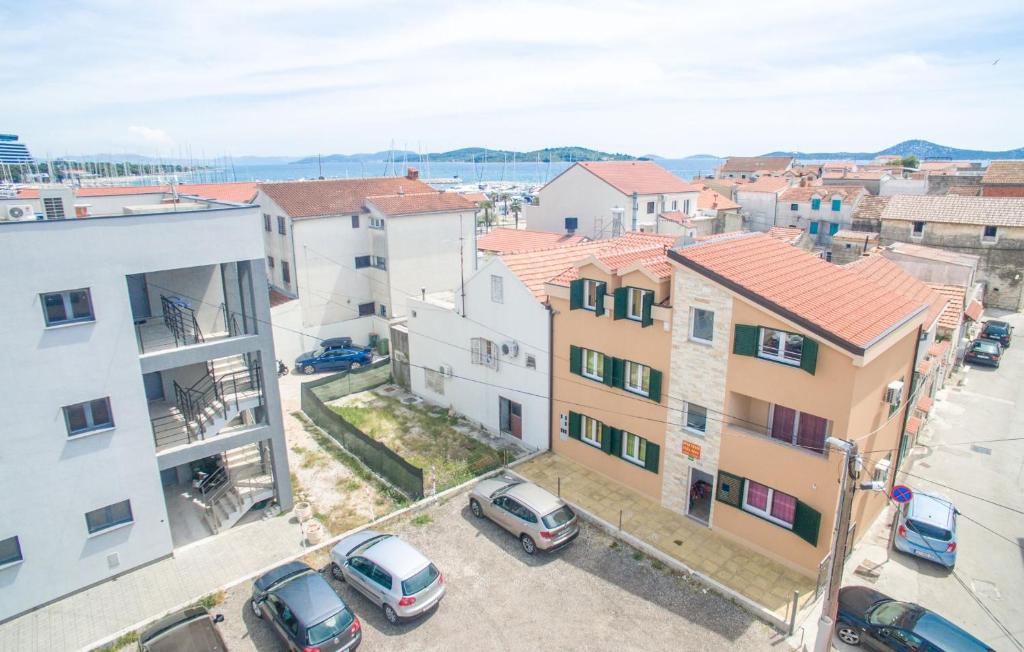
[296,345,373,375]
[893,491,958,568]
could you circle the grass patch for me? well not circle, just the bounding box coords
[337,477,363,492]
[313,507,366,535]
[609,541,620,549]
[410,513,432,526]
[193,590,226,610]
[632,551,644,561]
[94,630,139,651]
[651,559,666,571]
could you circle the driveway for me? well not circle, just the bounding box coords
[215,487,780,651]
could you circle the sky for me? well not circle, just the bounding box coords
[3,0,1024,159]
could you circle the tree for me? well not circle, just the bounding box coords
[886,155,919,169]
[510,200,522,229]
[479,200,495,232]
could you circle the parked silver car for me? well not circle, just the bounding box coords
[329,531,445,625]
[469,477,580,554]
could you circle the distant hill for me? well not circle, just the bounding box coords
[294,146,635,165]
[762,139,1024,161]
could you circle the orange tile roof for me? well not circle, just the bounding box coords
[928,340,951,358]
[822,170,890,180]
[460,191,490,205]
[833,230,879,242]
[477,228,586,254]
[574,161,701,195]
[780,185,867,202]
[881,195,1024,227]
[844,254,948,328]
[658,211,690,225]
[735,176,791,193]
[766,226,805,245]
[698,187,740,211]
[926,284,967,330]
[981,160,1024,185]
[720,156,794,173]
[366,191,476,216]
[946,185,982,197]
[965,300,983,321]
[669,233,926,353]
[906,416,922,435]
[259,176,434,218]
[917,396,934,413]
[917,358,933,375]
[887,242,979,267]
[18,182,258,203]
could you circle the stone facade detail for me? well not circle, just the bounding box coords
[662,267,732,522]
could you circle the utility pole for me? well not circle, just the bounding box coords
[813,438,860,652]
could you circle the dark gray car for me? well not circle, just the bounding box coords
[250,561,361,651]
[137,606,226,652]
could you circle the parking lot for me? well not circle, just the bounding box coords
[215,487,779,651]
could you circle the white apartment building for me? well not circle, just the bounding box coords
[255,170,478,362]
[775,185,868,247]
[733,176,792,232]
[524,161,701,239]
[0,189,290,622]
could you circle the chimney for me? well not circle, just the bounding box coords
[406,167,419,181]
[398,185,404,196]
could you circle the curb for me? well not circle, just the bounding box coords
[83,448,547,652]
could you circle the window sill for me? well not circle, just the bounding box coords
[622,456,645,467]
[624,387,650,398]
[688,336,713,346]
[741,506,794,531]
[755,352,801,367]
[580,439,602,450]
[581,373,604,383]
[684,427,707,437]
[68,426,116,440]
[44,319,95,331]
[87,520,134,538]
[981,239,997,245]
[0,558,24,572]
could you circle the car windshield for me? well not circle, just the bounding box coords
[869,601,915,627]
[985,322,1009,334]
[401,563,439,596]
[907,518,952,541]
[306,608,354,645]
[490,481,522,498]
[973,341,999,353]
[542,505,575,529]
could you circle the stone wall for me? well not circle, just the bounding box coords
[927,174,982,195]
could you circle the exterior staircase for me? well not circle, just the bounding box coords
[198,442,275,534]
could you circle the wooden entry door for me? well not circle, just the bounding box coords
[499,397,523,439]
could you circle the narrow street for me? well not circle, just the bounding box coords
[837,311,1024,650]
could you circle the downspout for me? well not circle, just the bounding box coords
[546,302,555,451]
[895,324,923,471]
[631,192,638,232]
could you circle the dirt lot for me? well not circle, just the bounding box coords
[214,485,779,651]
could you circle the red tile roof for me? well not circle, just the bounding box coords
[906,416,922,435]
[917,396,934,413]
[981,161,1024,185]
[366,191,476,216]
[844,255,948,328]
[720,156,794,173]
[18,182,258,203]
[887,242,979,267]
[658,211,690,225]
[881,195,1024,228]
[946,185,982,197]
[668,233,927,353]
[965,300,983,321]
[269,288,295,307]
[461,191,490,205]
[780,185,867,202]
[928,340,951,358]
[735,176,791,193]
[698,187,740,211]
[477,228,586,254]
[822,170,890,180]
[575,161,701,195]
[917,358,933,375]
[259,176,434,218]
[766,226,806,245]
[926,284,967,330]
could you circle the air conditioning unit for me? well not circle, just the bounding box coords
[884,380,904,405]
[438,364,453,378]
[4,204,35,221]
[501,340,519,358]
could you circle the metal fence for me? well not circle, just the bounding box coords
[300,360,425,499]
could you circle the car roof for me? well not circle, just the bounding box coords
[985,320,1009,327]
[255,561,311,592]
[907,493,954,528]
[973,339,999,349]
[322,337,351,345]
[913,612,992,651]
[360,534,430,579]
[139,607,226,652]
[273,570,346,627]
[506,482,563,515]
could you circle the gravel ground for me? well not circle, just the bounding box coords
[214,486,780,651]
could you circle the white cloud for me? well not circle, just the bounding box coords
[128,126,174,147]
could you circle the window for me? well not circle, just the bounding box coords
[809,221,819,235]
[627,287,648,321]
[351,214,360,228]
[683,199,690,214]
[621,431,647,466]
[671,200,678,210]
[873,454,891,484]
[355,255,371,269]
[43,196,66,219]
[769,404,829,453]
[369,216,385,229]
[831,198,841,211]
[357,302,374,316]
[63,398,114,437]
[263,213,272,231]
[582,348,605,381]
[684,403,707,434]
[912,221,924,237]
[810,197,821,210]
[85,500,133,534]
[790,203,799,211]
[581,415,602,447]
[372,255,387,270]
[277,216,286,235]
[983,225,998,242]
[41,289,94,326]
[491,275,503,303]
[424,368,445,394]
[583,279,600,310]
[379,304,387,318]
[0,536,23,567]
[267,256,275,269]
[690,307,714,343]
[471,337,499,370]
[646,201,655,214]
[525,354,536,369]
[281,261,291,285]
[623,360,651,396]
[828,222,840,236]
[758,328,803,365]
[742,481,797,528]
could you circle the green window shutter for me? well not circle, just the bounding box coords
[613,287,628,320]
[800,338,819,375]
[715,471,744,507]
[609,428,622,458]
[610,357,624,388]
[793,501,822,546]
[644,441,660,473]
[641,290,654,327]
[569,345,582,375]
[733,324,758,356]
[594,281,607,316]
[601,424,613,454]
[568,412,581,440]
[831,198,841,212]
[811,198,821,210]
[647,369,662,403]
[569,279,584,310]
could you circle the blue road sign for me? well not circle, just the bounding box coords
[891,485,913,504]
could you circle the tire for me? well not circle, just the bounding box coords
[520,534,536,555]
[836,623,860,646]
[250,598,263,619]
[470,499,483,518]
[331,562,346,582]
[383,604,399,625]
[303,364,317,375]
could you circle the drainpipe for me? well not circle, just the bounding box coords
[546,302,555,451]
[895,324,923,470]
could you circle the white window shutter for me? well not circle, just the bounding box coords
[471,338,482,365]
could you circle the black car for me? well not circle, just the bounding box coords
[964,338,1001,368]
[980,320,1012,347]
[137,606,226,652]
[251,561,361,651]
[836,586,992,651]
[321,337,354,352]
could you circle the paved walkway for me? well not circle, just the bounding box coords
[0,515,305,651]
[515,453,817,623]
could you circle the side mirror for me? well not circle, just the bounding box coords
[213,614,225,624]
